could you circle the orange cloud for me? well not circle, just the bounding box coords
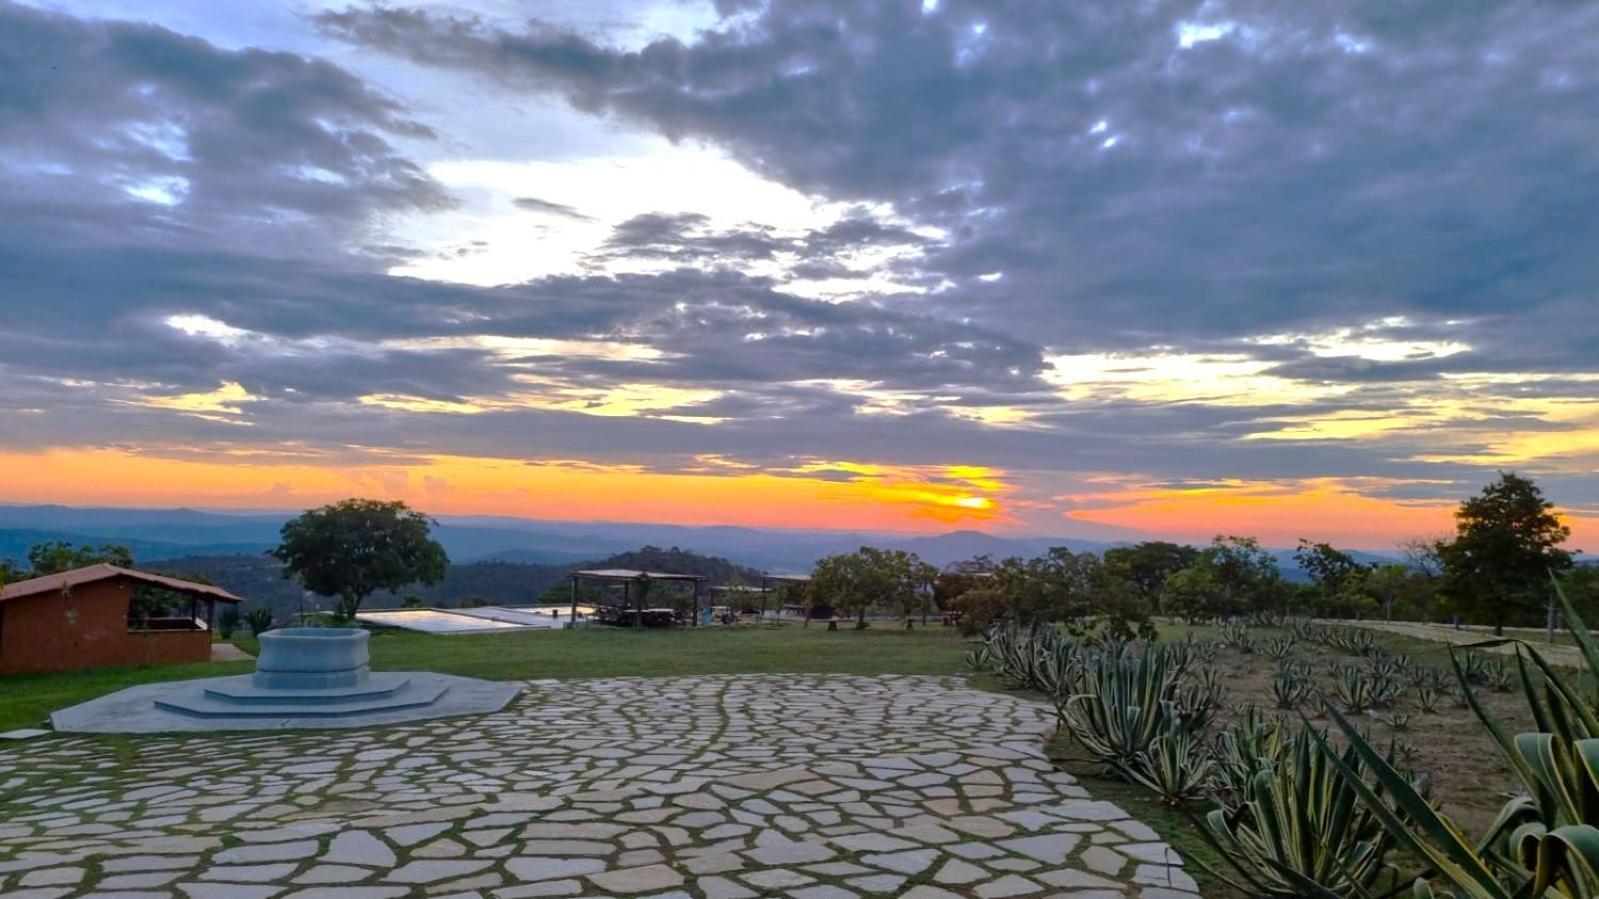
[1068,477,1598,551]
[0,448,1007,533]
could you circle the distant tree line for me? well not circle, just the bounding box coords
[807,472,1591,637]
[4,473,1588,634]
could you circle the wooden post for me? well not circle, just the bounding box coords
[569,574,579,627]
[692,580,700,628]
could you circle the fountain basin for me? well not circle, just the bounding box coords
[254,627,370,689]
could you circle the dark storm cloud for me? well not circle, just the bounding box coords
[0,0,450,261]
[587,210,935,275]
[3,0,1597,521]
[319,0,1599,359]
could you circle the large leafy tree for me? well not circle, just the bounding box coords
[1203,535,1286,617]
[1437,472,1573,634]
[1162,564,1226,623]
[992,547,1153,638]
[19,541,205,621]
[271,499,449,621]
[1294,539,1373,618]
[807,547,934,629]
[1103,541,1199,609]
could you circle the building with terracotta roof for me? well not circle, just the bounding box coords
[0,563,244,675]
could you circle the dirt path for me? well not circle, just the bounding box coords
[1336,619,1589,667]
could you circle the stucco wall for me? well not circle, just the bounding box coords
[0,579,211,675]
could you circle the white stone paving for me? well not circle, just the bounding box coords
[0,675,1198,898]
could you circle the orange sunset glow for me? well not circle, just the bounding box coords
[4,448,1593,550]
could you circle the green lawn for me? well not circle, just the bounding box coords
[0,658,255,733]
[0,624,975,731]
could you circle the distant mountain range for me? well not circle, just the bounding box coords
[0,502,1398,578]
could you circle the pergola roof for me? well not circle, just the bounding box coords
[0,564,244,604]
[762,573,811,583]
[573,569,708,582]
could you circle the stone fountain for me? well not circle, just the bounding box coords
[51,627,521,733]
[153,628,449,717]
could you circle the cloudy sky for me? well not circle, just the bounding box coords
[3,0,1597,548]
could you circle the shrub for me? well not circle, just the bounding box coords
[244,607,273,636]
[951,587,1011,636]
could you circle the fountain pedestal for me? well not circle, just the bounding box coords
[153,628,447,718]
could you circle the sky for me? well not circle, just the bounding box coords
[2,0,1597,550]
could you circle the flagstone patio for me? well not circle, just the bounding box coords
[0,674,1198,898]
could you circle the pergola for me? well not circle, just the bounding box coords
[708,573,811,621]
[569,569,708,628]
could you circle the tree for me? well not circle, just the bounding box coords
[1437,472,1573,635]
[1362,562,1438,622]
[23,541,196,622]
[950,586,1010,636]
[991,548,1153,638]
[1103,541,1199,609]
[1162,564,1226,623]
[1294,540,1371,618]
[1204,535,1286,618]
[934,556,996,622]
[1397,534,1447,578]
[807,547,933,629]
[1561,565,1599,623]
[271,499,449,621]
[26,541,134,574]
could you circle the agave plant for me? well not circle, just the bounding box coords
[1285,617,1319,643]
[1382,710,1413,732]
[1368,650,1404,679]
[1059,643,1196,782]
[1334,667,1375,714]
[1195,723,1400,897]
[1481,656,1516,692]
[1212,707,1293,809]
[1369,671,1405,709]
[1264,636,1297,661]
[1415,683,1447,714]
[1272,667,1314,710]
[1034,636,1087,702]
[1321,578,1599,898]
[1456,648,1491,685]
[1221,618,1250,647]
[1129,716,1216,805]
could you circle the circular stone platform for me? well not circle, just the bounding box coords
[4,675,1196,898]
[51,671,521,733]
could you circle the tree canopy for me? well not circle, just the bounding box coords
[1103,541,1199,606]
[1437,472,1572,633]
[271,498,449,620]
[807,547,934,628]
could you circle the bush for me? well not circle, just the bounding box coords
[951,587,1010,636]
[243,606,273,636]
